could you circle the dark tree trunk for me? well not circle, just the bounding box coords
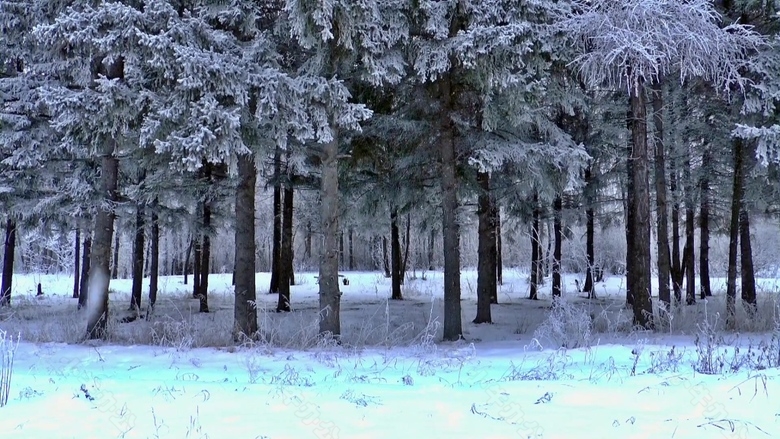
[339,231,345,268]
[199,196,211,312]
[552,195,563,299]
[348,227,354,271]
[184,236,193,285]
[495,206,502,288]
[277,185,293,312]
[269,148,282,294]
[440,98,462,342]
[390,207,403,300]
[740,208,757,311]
[86,144,118,339]
[0,219,16,307]
[78,234,91,310]
[427,228,435,271]
[652,81,672,306]
[583,167,596,298]
[111,228,120,279]
[670,166,683,302]
[192,236,201,297]
[402,213,411,285]
[684,155,696,305]
[304,221,312,262]
[474,171,496,323]
[726,139,744,329]
[149,206,159,308]
[73,229,81,299]
[130,203,145,312]
[529,192,541,300]
[625,147,635,307]
[544,221,552,278]
[382,236,391,278]
[699,149,712,299]
[235,153,259,338]
[319,127,341,338]
[627,81,654,329]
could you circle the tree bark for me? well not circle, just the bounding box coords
[427,228,435,271]
[583,166,596,298]
[684,152,696,305]
[670,164,683,302]
[149,205,159,309]
[184,236,193,285]
[652,81,672,306]
[277,184,293,312]
[304,221,312,262]
[78,234,91,310]
[73,229,80,299]
[111,227,120,279]
[625,140,635,307]
[199,168,212,313]
[130,203,145,312]
[530,192,541,300]
[390,207,403,300]
[319,127,341,338]
[552,195,563,299]
[627,80,654,329]
[440,103,462,341]
[86,141,118,339]
[382,236,391,277]
[699,146,712,299]
[402,213,411,285]
[740,208,757,311]
[726,138,744,330]
[235,152,258,338]
[348,227,354,271]
[474,171,496,323]
[0,219,16,307]
[192,235,201,297]
[495,206,502,288]
[269,148,282,294]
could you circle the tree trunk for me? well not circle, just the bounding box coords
[529,192,541,300]
[130,203,145,312]
[652,81,672,306]
[627,80,654,329]
[149,206,159,309]
[277,184,293,312]
[670,165,683,302]
[390,207,403,300]
[234,153,258,338]
[86,143,118,339]
[684,152,696,305]
[319,128,341,338]
[269,148,282,295]
[402,213,411,285]
[625,144,635,307]
[440,111,462,342]
[583,166,596,298]
[339,231,345,269]
[552,195,563,299]
[427,228,435,271]
[304,221,312,262]
[73,229,80,299]
[726,139,744,330]
[495,205,502,288]
[192,235,201,297]
[544,221,553,278]
[199,181,211,313]
[0,219,16,307]
[382,236,391,277]
[699,147,712,299]
[184,236,193,285]
[740,208,757,311]
[78,234,91,310]
[111,228,120,279]
[474,171,496,323]
[348,227,354,271]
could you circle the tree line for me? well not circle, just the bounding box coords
[1,0,779,342]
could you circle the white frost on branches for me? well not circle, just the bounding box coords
[562,0,765,94]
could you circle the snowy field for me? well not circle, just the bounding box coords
[1,270,779,438]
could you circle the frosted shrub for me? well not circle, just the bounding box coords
[1,330,19,407]
[533,299,593,349]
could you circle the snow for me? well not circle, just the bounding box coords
[1,270,779,438]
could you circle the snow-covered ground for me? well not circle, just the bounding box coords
[1,270,779,438]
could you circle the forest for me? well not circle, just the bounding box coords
[0,0,779,344]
